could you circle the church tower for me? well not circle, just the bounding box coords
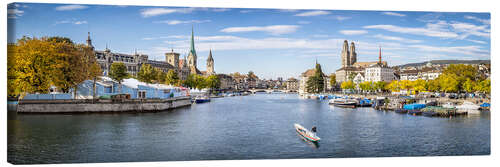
[187,27,198,74]
[165,49,180,69]
[206,49,215,75]
[341,40,350,67]
[349,41,357,66]
[86,32,94,50]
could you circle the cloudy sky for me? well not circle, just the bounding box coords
[8,3,490,79]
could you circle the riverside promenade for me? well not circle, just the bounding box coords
[15,96,192,113]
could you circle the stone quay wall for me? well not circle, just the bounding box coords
[16,97,192,113]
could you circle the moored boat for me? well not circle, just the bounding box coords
[329,99,357,108]
[194,96,211,103]
[294,123,320,142]
[395,109,408,114]
[408,110,422,115]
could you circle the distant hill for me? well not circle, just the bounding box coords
[396,60,490,68]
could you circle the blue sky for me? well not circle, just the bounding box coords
[8,3,490,79]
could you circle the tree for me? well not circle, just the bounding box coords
[248,71,258,79]
[10,37,64,97]
[375,81,387,92]
[359,81,371,93]
[386,80,401,92]
[8,36,101,99]
[165,69,180,86]
[205,75,221,94]
[156,69,167,84]
[137,64,156,84]
[438,73,459,93]
[412,79,427,94]
[474,79,490,94]
[305,63,325,93]
[329,74,336,89]
[427,79,440,92]
[109,62,129,93]
[341,81,355,90]
[194,74,207,90]
[462,78,476,93]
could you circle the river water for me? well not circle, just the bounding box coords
[7,93,490,164]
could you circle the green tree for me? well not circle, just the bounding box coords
[137,64,156,84]
[165,69,180,86]
[109,62,129,93]
[194,74,207,90]
[375,81,387,92]
[329,74,336,89]
[206,75,221,94]
[155,69,167,84]
[305,63,325,93]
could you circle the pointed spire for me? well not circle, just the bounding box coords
[189,25,196,56]
[86,32,93,47]
[208,49,213,60]
[379,45,382,64]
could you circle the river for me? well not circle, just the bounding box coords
[7,93,490,164]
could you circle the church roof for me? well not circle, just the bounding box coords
[353,61,387,68]
[207,49,213,61]
[189,27,197,57]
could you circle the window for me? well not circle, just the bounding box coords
[138,91,146,99]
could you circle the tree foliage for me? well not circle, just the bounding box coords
[109,62,129,93]
[305,63,325,93]
[7,36,101,98]
[137,64,156,84]
[341,81,355,90]
[165,69,180,86]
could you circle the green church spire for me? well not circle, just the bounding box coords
[190,26,196,57]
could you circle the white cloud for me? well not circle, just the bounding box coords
[212,8,230,12]
[153,20,211,25]
[221,25,299,35]
[332,16,351,21]
[467,39,487,44]
[140,8,194,17]
[408,44,489,57]
[294,11,330,17]
[373,34,422,43]
[382,12,406,17]
[365,20,490,40]
[449,22,489,39]
[464,15,490,25]
[55,5,88,11]
[7,8,24,18]
[339,30,368,35]
[364,23,458,38]
[55,20,88,25]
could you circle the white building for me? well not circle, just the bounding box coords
[364,63,395,82]
[353,73,365,85]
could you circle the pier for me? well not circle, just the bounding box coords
[15,96,192,113]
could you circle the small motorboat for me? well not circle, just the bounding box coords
[408,110,423,115]
[422,111,438,117]
[329,99,357,108]
[395,109,408,114]
[442,102,456,109]
[456,101,480,110]
[294,123,320,142]
[194,96,211,103]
